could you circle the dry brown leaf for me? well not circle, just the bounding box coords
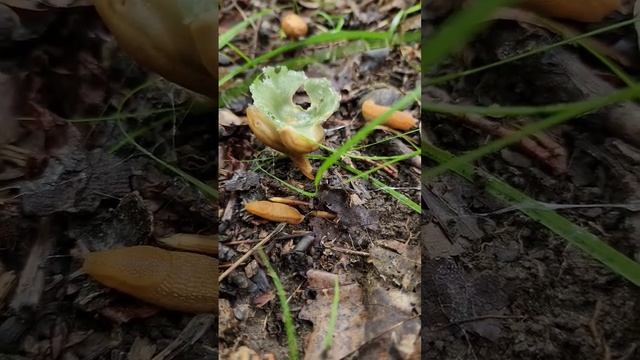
[299,271,366,359]
[300,269,421,359]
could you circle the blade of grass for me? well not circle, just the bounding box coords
[255,161,317,198]
[422,99,606,117]
[219,9,272,50]
[226,42,252,64]
[64,108,179,123]
[423,85,640,182]
[343,150,419,184]
[256,248,299,360]
[109,114,174,153]
[388,4,421,37]
[322,278,340,353]
[422,141,640,286]
[114,83,218,200]
[426,17,640,86]
[220,30,418,85]
[315,87,420,188]
[342,163,420,213]
[422,0,515,72]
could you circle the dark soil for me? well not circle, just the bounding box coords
[423,8,640,360]
[0,6,216,360]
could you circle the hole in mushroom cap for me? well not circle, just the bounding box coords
[293,87,311,110]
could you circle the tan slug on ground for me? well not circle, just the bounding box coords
[362,99,418,131]
[245,200,305,224]
[83,240,217,313]
[93,0,216,98]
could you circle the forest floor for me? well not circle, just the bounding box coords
[0,4,216,359]
[219,1,421,358]
[423,2,640,359]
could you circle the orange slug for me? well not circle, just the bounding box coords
[158,233,217,256]
[519,0,620,22]
[268,197,311,207]
[245,201,304,224]
[362,99,418,131]
[83,246,217,313]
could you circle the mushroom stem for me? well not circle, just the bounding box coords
[290,154,314,180]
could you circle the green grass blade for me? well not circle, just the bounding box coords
[341,163,420,213]
[423,85,640,182]
[109,115,174,153]
[113,82,217,200]
[219,30,415,85]
[322,278,340,353]
[388,4,420,37]
[343,150,419,184]
[115,120,218,200]
[426,17,639,86]
[257,248,299,360]
[255,161,317,198]
[219,9,272,50]
[315,87,420,188]
[422,142,640,286]
[422,0,515,72]
[423,100,601,117]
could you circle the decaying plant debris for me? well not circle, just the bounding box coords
[424,2,640,359]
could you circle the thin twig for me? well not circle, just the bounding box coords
[428,314,526,332]
[323,244,370,257]
[219,223,286,282]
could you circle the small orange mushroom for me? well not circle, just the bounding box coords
[281,13,308,39]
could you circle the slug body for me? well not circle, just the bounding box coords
[245,201,304,224]
[159,233,217,256]
[83,246,217,313]
[362,99,418,131]
[93,0,216,98]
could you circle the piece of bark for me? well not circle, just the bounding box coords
[10,218,55,312]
